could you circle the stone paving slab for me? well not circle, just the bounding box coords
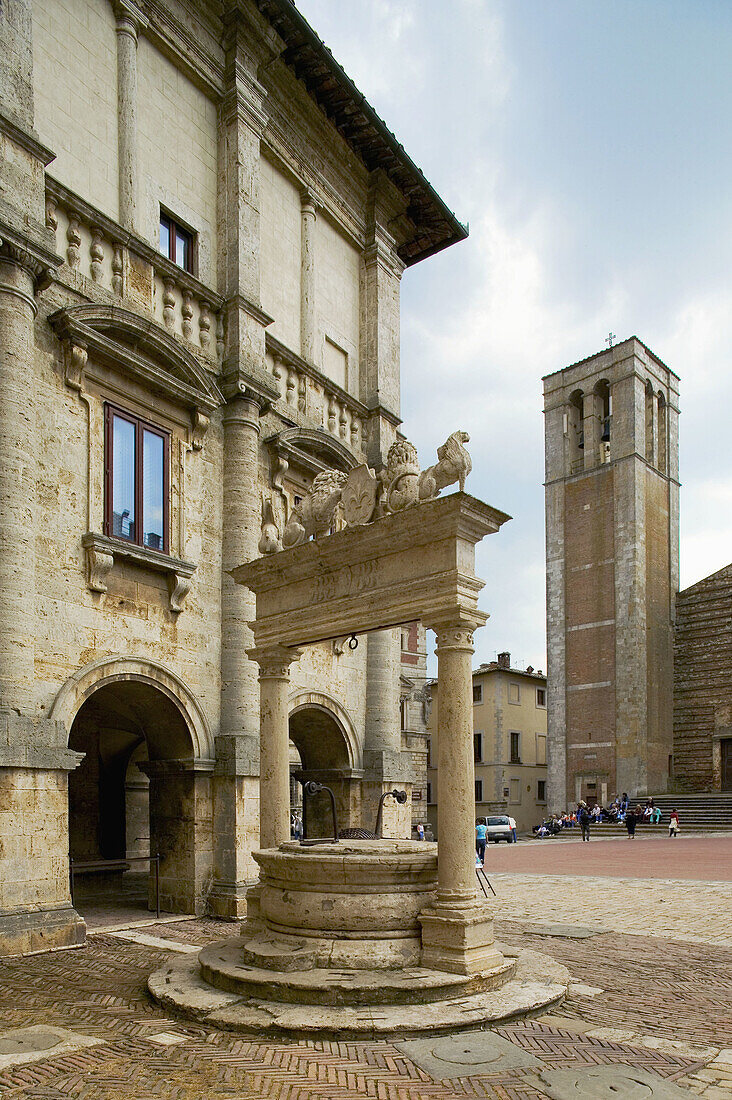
[490,873,732,946]
[0,868,731,1099]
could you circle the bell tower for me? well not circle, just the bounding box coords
[543,337,679,810]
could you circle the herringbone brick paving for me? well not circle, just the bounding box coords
[0,918,726,1099]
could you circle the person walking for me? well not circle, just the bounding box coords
[669,808,680,837]
[578,801,591,842]
[416,822,425,841]
[508,815,518,843]
[475,818,487,864]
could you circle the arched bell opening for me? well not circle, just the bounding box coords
[288,703,360,839]
[67,678,210,921]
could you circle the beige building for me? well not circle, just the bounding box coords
[0,0,461,956]
[426,653,548,835]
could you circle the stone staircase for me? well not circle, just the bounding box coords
[583,794,732,836]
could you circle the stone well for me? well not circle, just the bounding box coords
[149,839,569,1038]
[247,840,437,970]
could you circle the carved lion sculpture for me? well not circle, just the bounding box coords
[282,469,349,548]
[418,430,472,501]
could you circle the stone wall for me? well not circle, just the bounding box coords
[674,563,732,790]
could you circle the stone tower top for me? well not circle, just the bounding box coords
[543,336,680,485]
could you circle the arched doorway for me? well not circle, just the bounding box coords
[57,660,213,922]
[288,694,360,837]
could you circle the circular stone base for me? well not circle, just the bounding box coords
[148,942,569,1040]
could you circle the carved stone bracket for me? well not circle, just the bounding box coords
[82,532,196,612]
[63,340,88,391]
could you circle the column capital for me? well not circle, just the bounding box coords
[112,0,148,38]
[220,368,280,410]
[300,190,318,217]
[249,644,303,679]
[429,615,484,653]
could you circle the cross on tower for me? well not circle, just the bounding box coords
[605,332,616,348]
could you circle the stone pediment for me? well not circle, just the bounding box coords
[266,427,360,479]
[49,304,223,416]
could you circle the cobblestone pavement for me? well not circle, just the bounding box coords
[1,859,731,1098]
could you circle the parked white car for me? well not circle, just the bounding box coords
[485,815,513,843]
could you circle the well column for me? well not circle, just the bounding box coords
[419,615,504,976]
[252,646,302,850]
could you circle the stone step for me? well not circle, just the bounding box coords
[149,946,570,1040]
[198,937,515,1007]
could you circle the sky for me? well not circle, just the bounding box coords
[297,0,732,671]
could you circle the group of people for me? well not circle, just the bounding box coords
[533,796,681,840]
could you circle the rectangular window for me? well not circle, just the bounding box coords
[426,738,431,768]
[160,211,194,274]
[536,687,546,707]
[537,780,546,802]
[510,731,521,764]
[426,782,432,804]
[473,733,483,763]
[105,405,169,553]
[475,779,483,803]
[508,682,520,704]
[536,734,547,766]
[472,683,483,704]
[510,778,521,804]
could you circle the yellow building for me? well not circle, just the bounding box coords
[426,653,548,836]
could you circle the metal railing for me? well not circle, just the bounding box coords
[69,853,160,918]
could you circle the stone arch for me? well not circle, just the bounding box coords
[50,656,214,763]
[288,690,362,835]
[288,689,360,770]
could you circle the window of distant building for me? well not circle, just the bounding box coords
[473,683,483,704]
[104,405,168,553]
[474,733,483,763]
[426,782,432,804]
[475,779,483,803]
[536,734,547,766]
[510,731,521,764]
[508,682,520,704]
[510,777,521,804]
[537,779,546,802]
[160,211,195,274]
[536,687,546,707]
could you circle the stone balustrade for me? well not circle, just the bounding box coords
[45,178,223,361]
[264,334,367,454]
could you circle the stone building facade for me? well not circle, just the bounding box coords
[674,565,732,793]
[543,338,680,811]
[0,0,459,956]
[426,654,548,835]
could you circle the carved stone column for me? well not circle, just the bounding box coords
[113,0,147,231]
[418,616,504,977]
[300,192,316,363]
[210,391,269,919]
[363,627,412,837]
[0,253,37,711]
[251,646,302,851]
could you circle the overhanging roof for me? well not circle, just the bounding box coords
[254,0,468,266]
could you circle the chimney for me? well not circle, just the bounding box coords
[497,651,510,669]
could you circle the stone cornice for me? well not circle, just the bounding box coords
[0,110,56,166]
[140,0,224,99]
[0,215,62,289]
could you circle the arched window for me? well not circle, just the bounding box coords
[595,380,611,463]
[567,390,584,472]
[645,381,656,464]
[657,391,667,473]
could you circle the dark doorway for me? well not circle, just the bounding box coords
[722,739,732,793]
[68,680,196,925]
